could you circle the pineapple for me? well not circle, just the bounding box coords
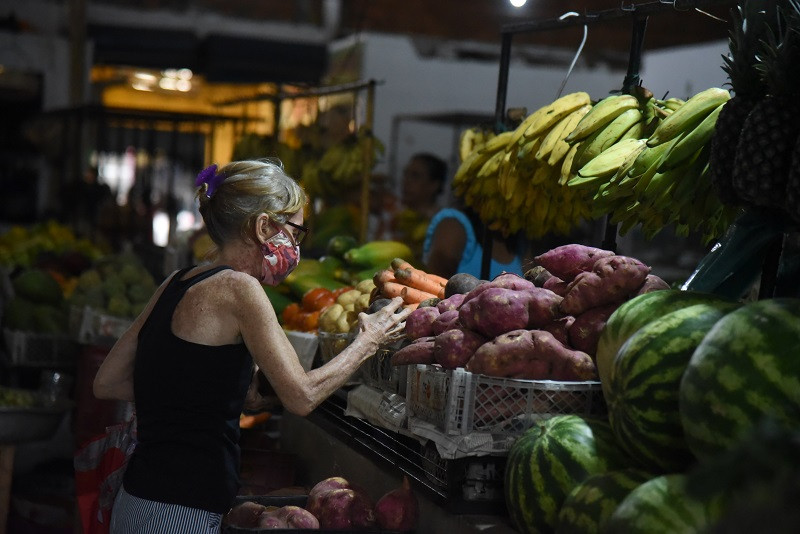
[732,0,800,211]
[783,0,800,224]
[709,0,771,206]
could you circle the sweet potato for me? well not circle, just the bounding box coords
[256,510,288,528]
[375,476,418,531]
[466,329,597,381]
[568,303,620,357]
[390,337,435,366]
[436,293,466,312]
[224,501,267,528]
[307,479,375,530]
[433,327,487,369]
[431,309,460,335]
[632,274,670,296]
[522,287,565,328]
[523,265,554,287]
[542,275,569,297]
[458,287,530,338]
[489,272,536,292]
[404,306,440,340]
[541,315,575,347]
[275,505,320,529]
[534,244,615,281]
[560,255,651,315]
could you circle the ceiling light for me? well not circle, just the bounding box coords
[510,0,527,7]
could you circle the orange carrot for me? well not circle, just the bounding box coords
[381,281,436,304]
[394,268,446,299]
[391,257,414,271]
[239,412,272,429]
[373,269,397,287]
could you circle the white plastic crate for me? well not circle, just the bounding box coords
[285,330,318,371]
[77,306,133,345]
[360,342,407,395]
[2,328,79,368]
[317,331,355,364]
[406,364,605,437]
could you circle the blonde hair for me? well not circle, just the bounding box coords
[197,159,307,249]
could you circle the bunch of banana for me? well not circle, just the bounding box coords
[303,127,385,199]
[458,127,494,163]
[453,91,598,239]
[581,86,738,243]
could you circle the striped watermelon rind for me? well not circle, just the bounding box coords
[556,468,653,534]
[504,415,628,534]
[606,302,737,473]
[605,473,723,534]
[679,298,800,460]
[596,290,735,389]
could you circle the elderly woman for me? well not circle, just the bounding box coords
[94,159,410,533]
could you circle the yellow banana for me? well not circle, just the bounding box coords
[476,149,506,181]
[547,105,592,166]
[647,87,730,147]
[523,91,592,141]
[559,144,579,185]
[536,104,592,162]
[478,131,515,155]
[565,94,640,144]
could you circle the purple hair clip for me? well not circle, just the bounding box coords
[195,164,226,198]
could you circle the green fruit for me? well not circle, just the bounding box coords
[556,468,653,534]
[680,298,800,461]
[606,303,736,473]
[263,285,294,318]
[32,304,67,334]
[596,290,735,388]
[605,474,723,534]
[326,235,359,258]
[12,268,63,305]
[504,415,628,534]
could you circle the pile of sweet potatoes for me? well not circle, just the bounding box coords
[224,475,417,531]
[392,244,668,379]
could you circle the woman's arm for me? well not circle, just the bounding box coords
[235,276,410,416]
[424,217,467,279]
[93,271,176,402]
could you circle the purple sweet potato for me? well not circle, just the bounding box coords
[307,481,375,530]
[568,303,620,357]
[522,287,565,328]
[458,287,530,338]
[256,510,288,528]
[431,309,461,335]
[541,316,575,347]
[307,476,351,517]
[436,293,466,312]
[489,272,536,292]
[466,329,597,381]
[632,274,670,296]
[225,501,268,528]
[275,505,320,529]
[542,275,569,297]
[523,265,555,287]
[404,306,440,340]
[433,327,487,369]
[534,244,615,281]
[560,255,651,315]
[390,337,435,366]
[375,476,418,531]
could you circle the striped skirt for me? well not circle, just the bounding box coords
[111,485,223,534]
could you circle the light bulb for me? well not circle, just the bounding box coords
[510,0,527,7]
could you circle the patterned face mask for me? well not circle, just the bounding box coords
[259,229,300,286]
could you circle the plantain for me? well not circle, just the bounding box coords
[647,87,730,147]
[565,94,641,144]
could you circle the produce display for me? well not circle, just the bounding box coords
[370,258,447,310]
[394,244,667,380]
[316,279,376,335]
[224,475,418,531]
[4,268,70,334]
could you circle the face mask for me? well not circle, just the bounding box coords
[259,229,300,286]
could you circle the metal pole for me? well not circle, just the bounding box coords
[360,81,376,243]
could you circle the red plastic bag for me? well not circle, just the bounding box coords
[74,417,137,534]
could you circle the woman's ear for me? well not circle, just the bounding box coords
[255,213,275,244]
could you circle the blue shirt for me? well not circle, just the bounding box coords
[422,208,524,279]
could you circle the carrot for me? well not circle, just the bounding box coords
[381,281,437,304]
[394,268,446,299]
[391,257,414,271]
[373,269,397,287]
[239,412,272,429]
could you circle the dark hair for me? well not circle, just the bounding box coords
[412,153,447,196]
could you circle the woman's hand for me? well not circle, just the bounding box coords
[356,296,412,347]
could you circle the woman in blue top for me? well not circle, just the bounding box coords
[422,197,530,280]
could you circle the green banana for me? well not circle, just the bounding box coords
[570,108,643,173]
[577,138,647,180]
[657,102,724,171]
[646,87,730,147]
[564,94,640,144]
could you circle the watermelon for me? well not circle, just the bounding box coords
[556,468,652,534]
[605,474,723,534]
[679,298,800,460]
[504,415,628,534]
[596,289,735,389]
[605,302,737,473]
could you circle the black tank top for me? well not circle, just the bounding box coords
[123,266,253,513]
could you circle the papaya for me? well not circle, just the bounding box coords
[326,235,359,258]
[343,241,414,268]
[285,275,347,300]
[12,269,63,305]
